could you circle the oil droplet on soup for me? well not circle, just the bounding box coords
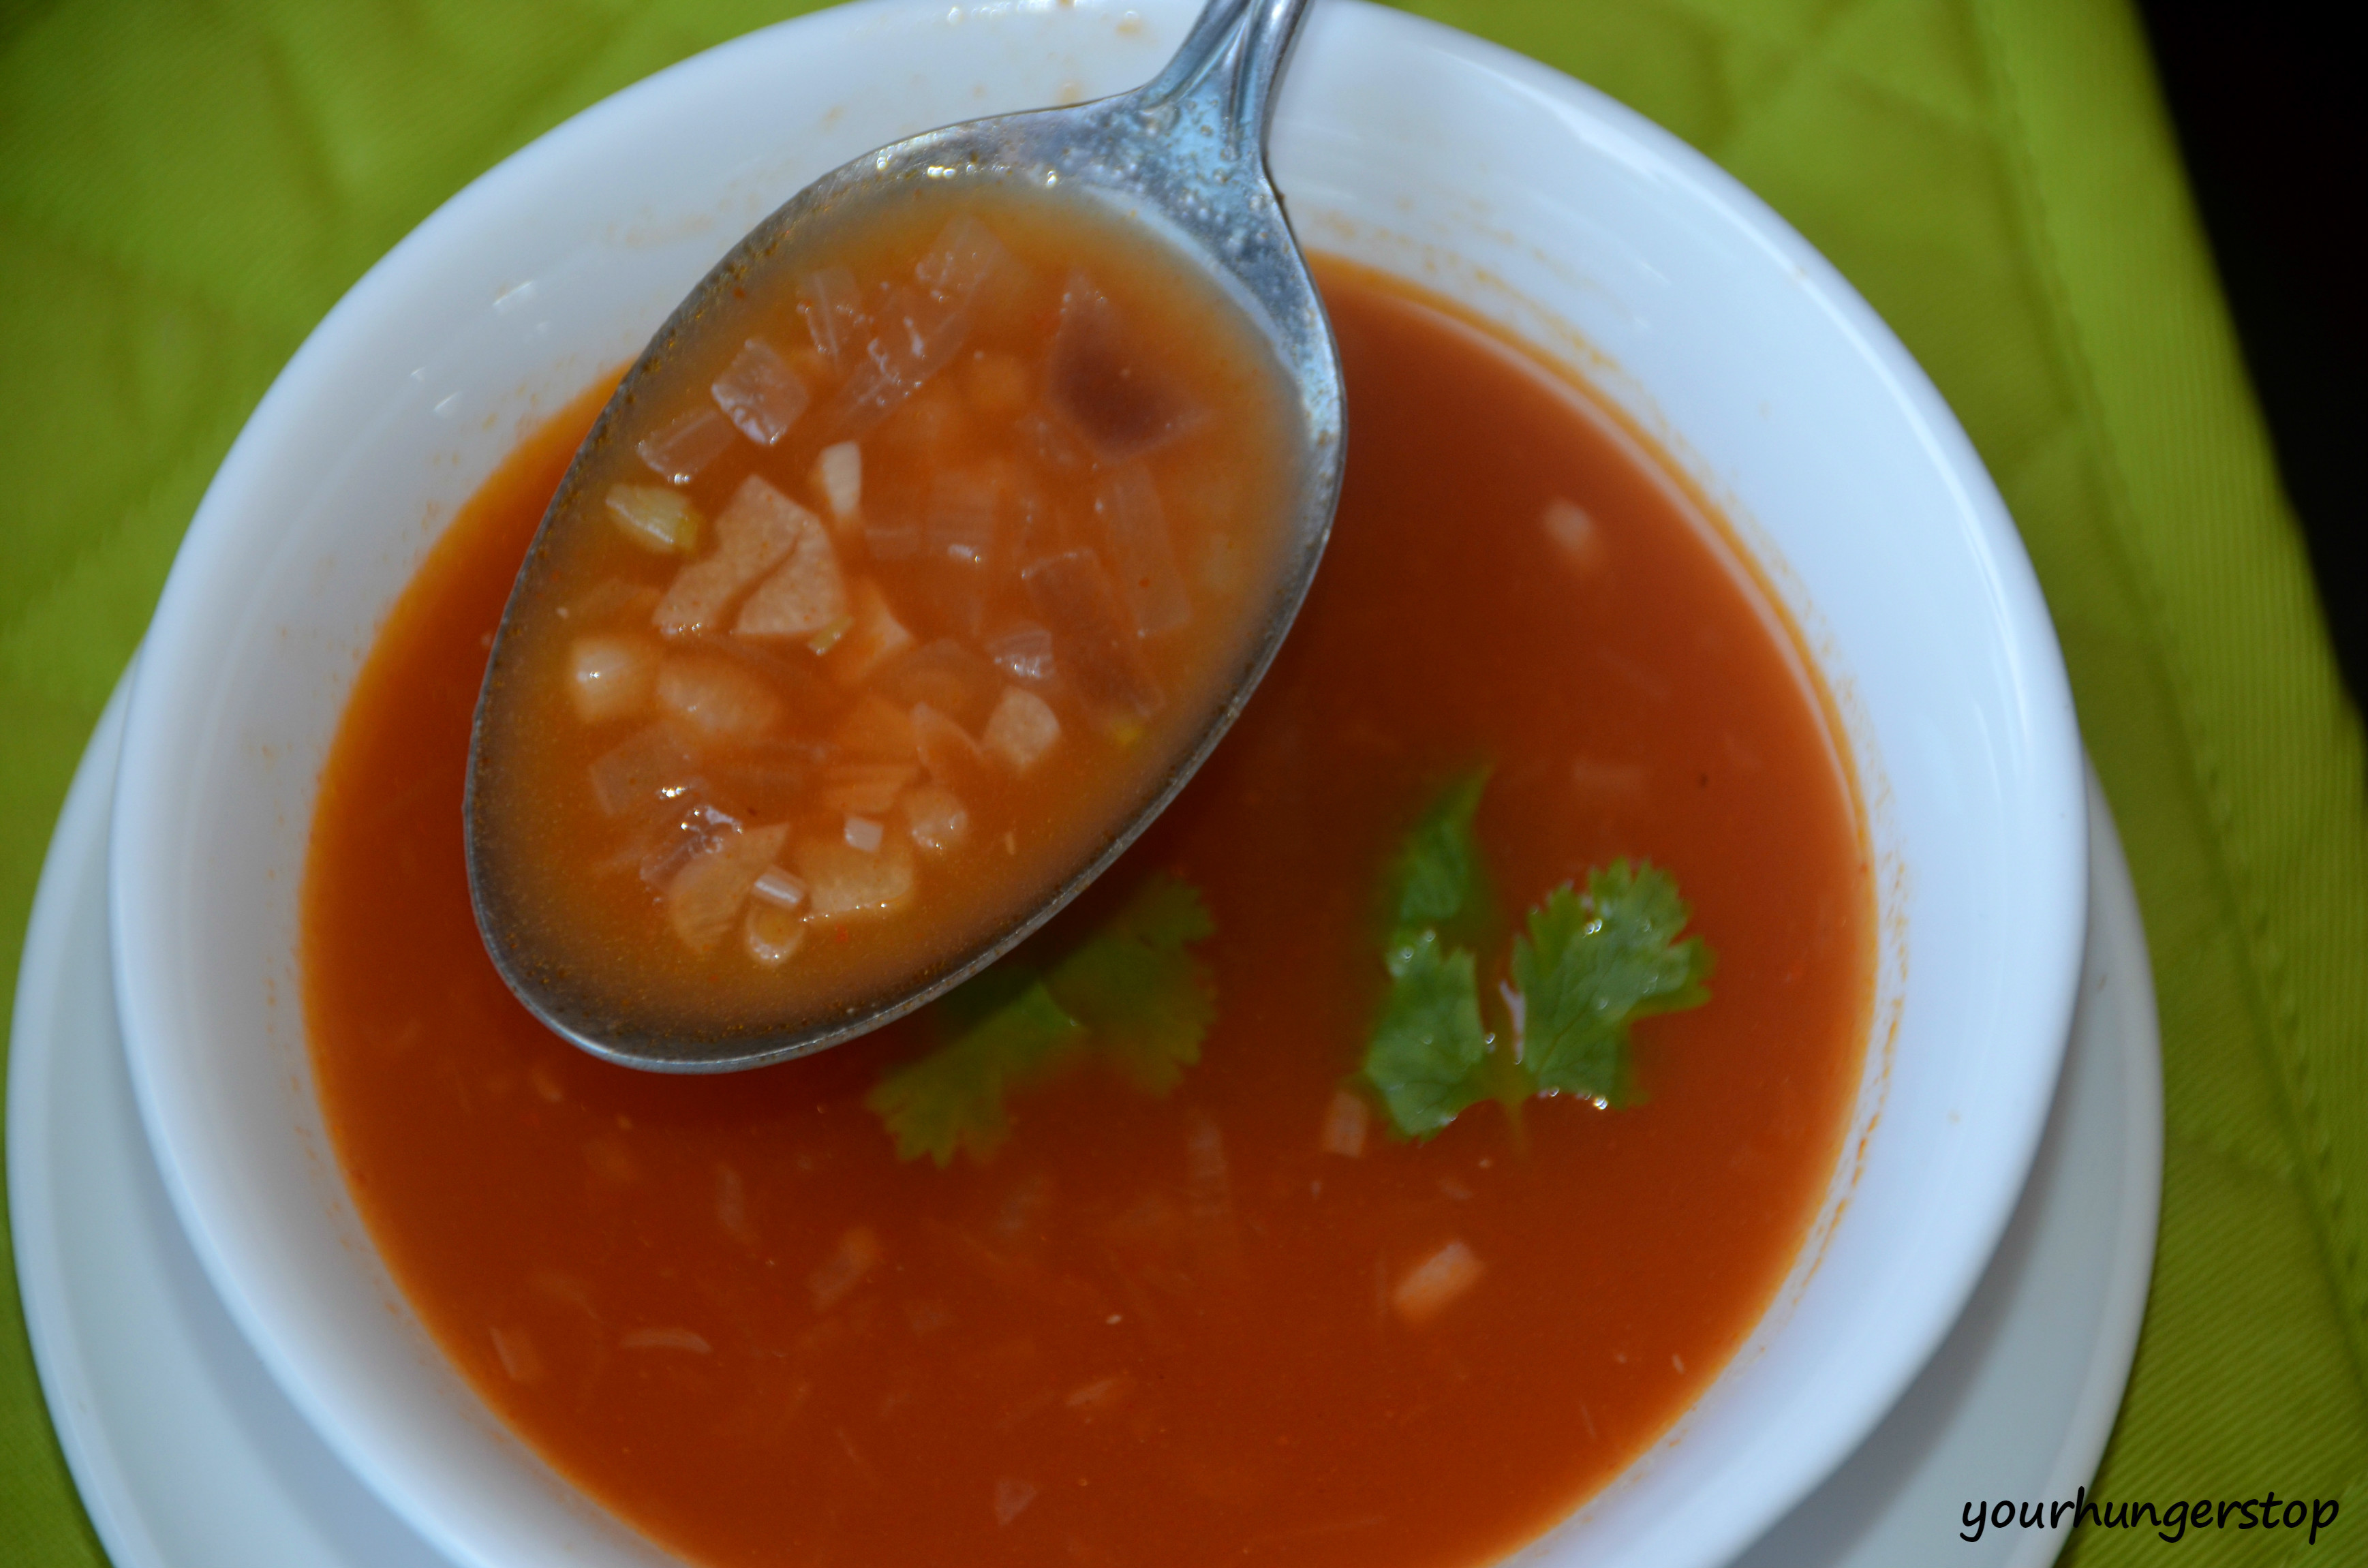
[470,185,1302,1034]
[305,260,1873,1568]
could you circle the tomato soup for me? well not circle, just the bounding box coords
[305,260,1873,1568]
[470,185,1302,1042]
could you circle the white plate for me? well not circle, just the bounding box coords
[12,679,2156,1568]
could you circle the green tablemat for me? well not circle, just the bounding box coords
[4,1,2363,1563]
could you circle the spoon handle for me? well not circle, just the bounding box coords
[1135,0,1316,158]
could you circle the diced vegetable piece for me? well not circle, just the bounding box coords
[1048,273,1199,461]
[605,484,704,555]
[797,835,917,919]
[834,287,972,434]
[711,337,810,447]
[823,579,918,685]
[983,686,1060,774]
[797,266,863,366]
[819,762,920,815]
[750,867,808,911]
[911,702,990,792]
[653,474,807,636]
[1317,1090,1370,1158]
[1096,465,1190,636]
[914,214,1009,306]
[632,797,743,891]
[734,496,848,646]
[1542,498,1604,572]
[635,407,736,484]
[808,1225,881,1310]
[814,441,862,521]
[831,693,919,762]
[1391,1240,1483,1326]
[656,654,782,741]
[618,1327,712,1353]
[743,900,806,966]
[567,634,657,724]
[878,639,997,730]
[1021,551,1163,720]
[900,784,970,855]
[844,815,886,853]
[925,467,1000,566]
[985,621,1056,683]
[1015,410,1090,473]
[587,724,698,817]
[664,822,789,953]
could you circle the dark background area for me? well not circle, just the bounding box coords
[2134,0,2365,709]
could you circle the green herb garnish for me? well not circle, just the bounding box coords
[1360,773,1713,1139]
[865,874,1215,1165]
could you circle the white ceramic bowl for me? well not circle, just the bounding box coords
[109,3,2087,1565]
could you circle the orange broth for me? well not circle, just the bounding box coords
[305,260,1873,1568]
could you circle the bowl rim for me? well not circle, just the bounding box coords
[106,3,2089,1565]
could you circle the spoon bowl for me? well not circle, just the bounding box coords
[465,0,1342,1072]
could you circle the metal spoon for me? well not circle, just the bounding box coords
[466,0,1341,1071]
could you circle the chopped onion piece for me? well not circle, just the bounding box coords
[1542,498,1605,571]
[819,761,920,815]
[743,900,806,966]
[566,634,656,724]
[911,702,989,791]
[1048,273,1201,461]
[808,1225,881,1311]
[797,266,863,367]
[604,484,703,555]
[984,621,1056,683]
[1391,1240,1484,1327]
[926,467,1000,566]
[823,579,918,685]
[797,835,917,918]
[587,724,698,817]
[750,867,809,911]
[833,286,972,434]
[843,814,885,853]
[635,406,735,484]
[734,499,848,644]
[899,784,970,855]
[1096,465,1190,636]
[1318,1091,1370,1158]
[711,336,810,447]
[814,441,862,521]
[879,640,997,729]
[983,687,1061,774]
[618,1327,713,1353]
[653,474,806,636]
[664,821,788,953]
[913,213,1009,304]
[656,654,781,741]
[1021,551,1163,720]
[634,798,741,892]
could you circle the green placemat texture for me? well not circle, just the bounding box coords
[5,1,2364,1563]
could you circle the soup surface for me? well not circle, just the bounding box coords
[470,183,1300,1043]
[306,261,1872,1568]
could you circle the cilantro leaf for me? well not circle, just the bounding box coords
[1365,930,1491,1137]
[1359,775,1715,1141]
[1513,862,1712,1105]
[864,979,1084,1166]
[865,874,1216,1164]
[1045,875,1216,1094]
[1384,769,1495,951]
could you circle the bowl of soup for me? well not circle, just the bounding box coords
[108,3,2086,1568]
